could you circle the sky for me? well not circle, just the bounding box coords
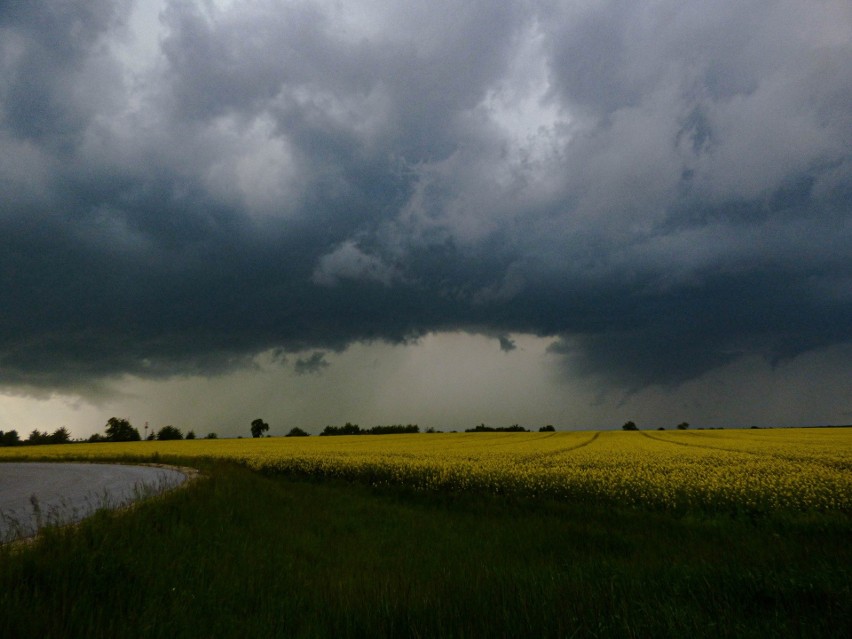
[1,0,850,439]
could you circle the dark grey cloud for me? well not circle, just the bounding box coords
[294,352,330,376]
[0,0,850,395]
[498,335,517,353]
[0,0,131,147]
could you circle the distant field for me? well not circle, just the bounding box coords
[3,428,849,514]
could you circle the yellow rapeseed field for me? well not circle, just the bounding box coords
[2,428,850,514]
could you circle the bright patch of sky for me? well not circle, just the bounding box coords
[479,20,569,173]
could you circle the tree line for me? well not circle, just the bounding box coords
[623,421,692,431]
[0,418,218,446]
[86,418,212,442]
[0,427,71,446]
[319,423,420,436]
[0,418,707,446]
[465,424,556,433]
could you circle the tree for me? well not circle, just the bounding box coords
[622,421,638,431]
[185,430,196,440]
[26,430,50,445]
[205,432,218,439]
[105,417,141,442]
[251,418,269,438]
[676,422,690,430]
[0,430,20,446]
[156,425,183,440]
[539,425,556,432]
[50,427,71,444]
[285,427,309,437]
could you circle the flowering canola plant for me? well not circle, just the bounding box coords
[2,428,849,514]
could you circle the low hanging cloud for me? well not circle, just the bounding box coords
[293,352,331,376]
[498,335,517,353]
[312,241,400,287]
[0,0,850,395]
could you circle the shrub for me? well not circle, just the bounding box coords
[157,425,183,440]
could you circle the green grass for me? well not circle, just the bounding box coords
[1,461,849,638]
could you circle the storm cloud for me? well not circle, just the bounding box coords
[1,0,850,396]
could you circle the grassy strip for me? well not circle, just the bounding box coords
[1,460,849,638]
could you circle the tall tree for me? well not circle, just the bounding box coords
[104,417,141,442]
[251,418,270,438]
[50,427,71,444]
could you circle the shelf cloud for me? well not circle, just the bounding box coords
[1,0,850,401]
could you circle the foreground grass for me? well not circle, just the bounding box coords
[2,461,849,638]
